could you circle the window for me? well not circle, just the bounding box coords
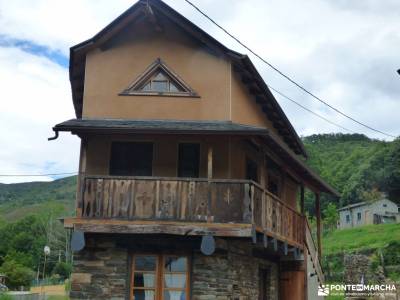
[130,254,189,300]
[383,204,387,207]
[109,142,153,176]
[120,58,198,97]
[141,71,182,93]
[246,158,258,183]
[178,143,200,178]
[346,214,350,223]
[357,212,361,221]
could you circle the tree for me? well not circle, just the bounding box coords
[0,260,34,290]
[362,188,383,204]
[323,203,338,233]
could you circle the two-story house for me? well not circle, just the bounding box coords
[50,0,339,299]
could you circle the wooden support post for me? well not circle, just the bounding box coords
[207,145,213,222]
[300,184,305,215]
[315,192,322,260]
[207,145,213,179]
[76,139,87,217]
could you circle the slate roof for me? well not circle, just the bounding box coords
[337,202,367,211]
[53,119,269,134]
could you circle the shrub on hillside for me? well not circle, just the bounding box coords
[0,260,34,290]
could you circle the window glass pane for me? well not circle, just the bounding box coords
[141,82,151,91]
[164,273,186,288]
[135,256,157,271]
[164,256,187,272]
[153,72,167,81]
[133,289,155,300]
[152,80,168,92]
[169,82,180,92]
[134,273,156,288]
[163,290,186,300]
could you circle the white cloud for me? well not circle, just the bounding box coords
[0,47,79,183]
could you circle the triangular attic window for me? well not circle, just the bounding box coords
[120,58,198,97]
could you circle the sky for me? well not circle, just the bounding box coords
[0,0,399,183]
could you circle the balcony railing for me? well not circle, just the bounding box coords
[78,176,304,247]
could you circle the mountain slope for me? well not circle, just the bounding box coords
[0,176,76,221]
[303,133,400,212]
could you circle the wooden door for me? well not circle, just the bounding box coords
[279,270,305,300]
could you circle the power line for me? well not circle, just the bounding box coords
[183,0,396,139]
[0,172,77,177]
[268,85,355,133]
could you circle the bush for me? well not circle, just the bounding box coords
[0,260,34,290]
[51,262,72,279]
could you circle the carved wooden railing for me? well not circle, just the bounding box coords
[251,183,304,248]
[305,218,324,283]
[78,176,304,246]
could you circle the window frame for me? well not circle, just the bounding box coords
[346,214,350,223]
[120,58,199,98]
[129,253,191,300]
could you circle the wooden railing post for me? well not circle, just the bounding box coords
[243,183,252,223]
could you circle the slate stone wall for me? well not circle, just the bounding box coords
[192,239,279,300]
[70,236,129,300]
[69,236,279,300]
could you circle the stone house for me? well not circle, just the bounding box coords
[50,0,339,299]
[338,198,399,229]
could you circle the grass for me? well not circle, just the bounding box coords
[323,223,400,255]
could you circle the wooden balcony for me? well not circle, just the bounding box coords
[73,176,305,248]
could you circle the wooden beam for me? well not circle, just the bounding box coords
[63,218,253,238]
[315,192,322,259]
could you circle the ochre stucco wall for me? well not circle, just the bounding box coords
[83,18,230,121]
[82,15,289,151]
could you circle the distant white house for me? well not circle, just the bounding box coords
[338,198,400,229]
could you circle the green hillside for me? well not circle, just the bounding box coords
[0,176,76,221]
[323,223,400,256]
[303,134,400,213]
[323,223,400,283]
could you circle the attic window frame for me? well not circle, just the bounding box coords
[120,58,199,98]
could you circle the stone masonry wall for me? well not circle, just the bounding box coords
[70,235,279,300]
[70,236,129,300]
[192,239,279,300]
